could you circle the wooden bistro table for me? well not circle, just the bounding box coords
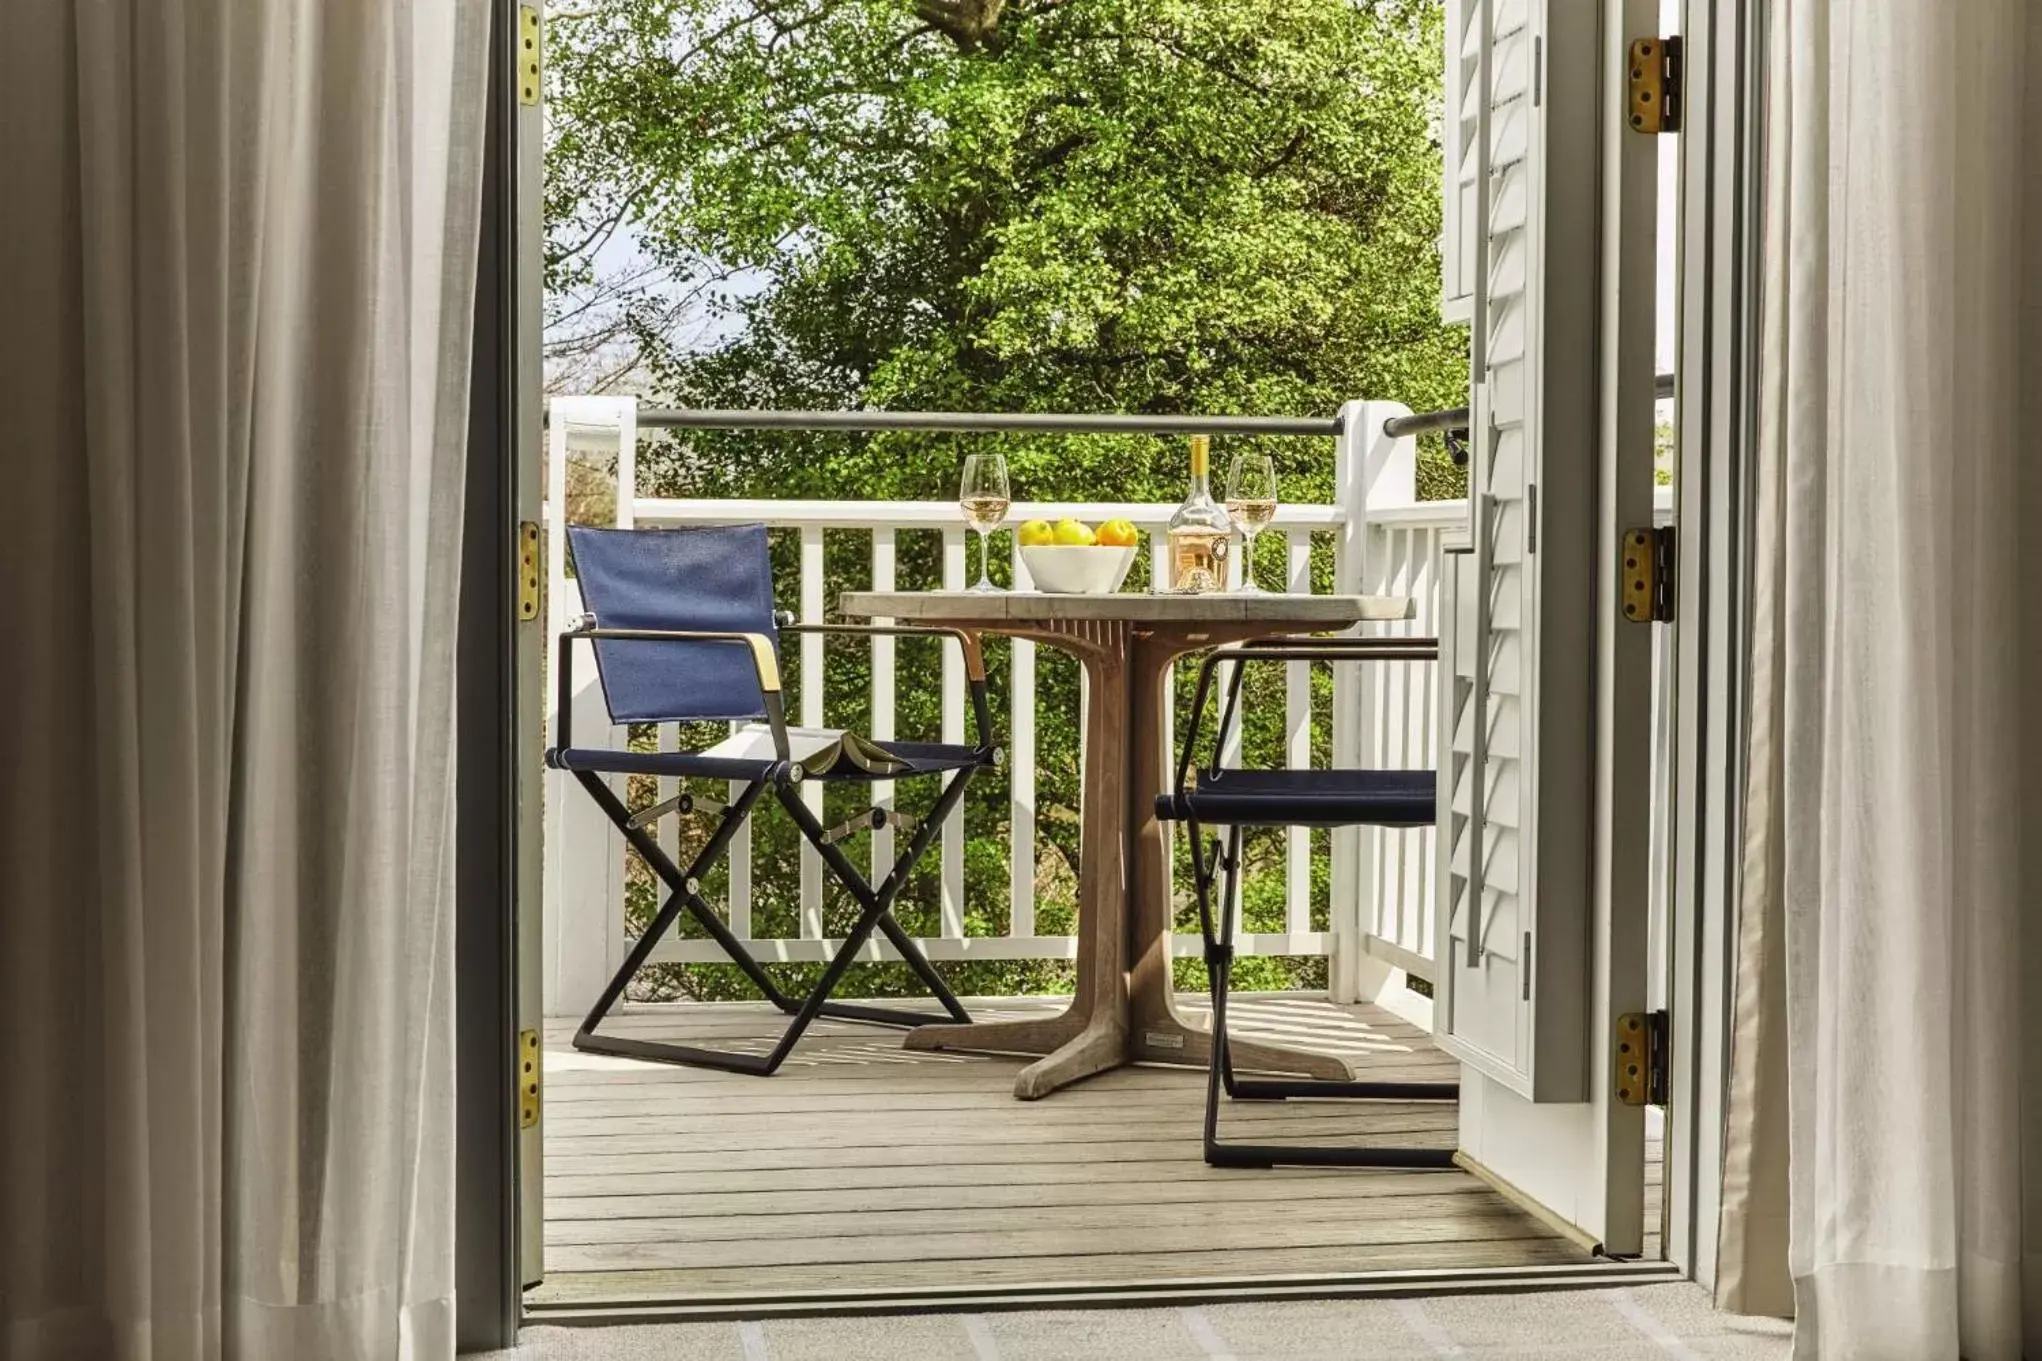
[839,589,1414,1100]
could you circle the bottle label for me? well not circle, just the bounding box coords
[1170,529,1230,593]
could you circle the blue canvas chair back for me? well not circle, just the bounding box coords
[567,524,779,723]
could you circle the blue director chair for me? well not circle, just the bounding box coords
[548,524,994,1074]
[1157,635,1459,1169]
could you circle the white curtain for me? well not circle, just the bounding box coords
[1720,1,2042,1357]
[0,2,488,1358]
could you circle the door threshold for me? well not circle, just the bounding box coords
[522,1259,1685,1326]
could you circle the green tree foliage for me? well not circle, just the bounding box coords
[545,0,1466,999]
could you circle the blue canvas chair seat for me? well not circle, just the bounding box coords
[1156,768,1435,829]
[1156,635,1459,1170]
[552,738,985,783]
[547,524,996,1076]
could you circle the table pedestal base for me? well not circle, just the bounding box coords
[833,599,1401,1102]
[905,995,1357,1100]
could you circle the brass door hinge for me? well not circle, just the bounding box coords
[1615,1011,1668,1106]
[519,1028,541,1128]
[1627,37,1682,133]
[1620,526,1675,623]
[517,521,540,621]
[518,6,542,107]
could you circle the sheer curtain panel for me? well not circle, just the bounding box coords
[0,2,489,1358]
[1718,1,2042,1357]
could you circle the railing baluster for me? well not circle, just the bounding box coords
[1009,536,1037,940]
[727,723,753,941]
[1148,530,1173,921]
[1327,405,1369,999]
[658,722,679,869]
[1285,531,1313,938]
[940,529,967,940]
[1421,526,1437,963]
[871,530,897,879]
[615,404,637,529]
[541,398,640,1021]
[1214,556,1243,944]
[799,527,825,942]
[1388,527,1415,953]
[577,627,630,993]
[1372,526,1396,950]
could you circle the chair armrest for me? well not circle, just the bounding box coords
[781,622,986,682]
[575,626,783,690]
[554,623,790,762]
[782,622,995,751]
[1213,635,1440,661]
[1176,636,1438,790]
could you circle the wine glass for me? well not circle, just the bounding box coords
[1225,451,1278,593]
[958,453,1010,593]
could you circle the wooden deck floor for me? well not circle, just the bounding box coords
[530,994,1596,1307]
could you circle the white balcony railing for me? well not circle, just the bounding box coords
[541,394,1674,1022]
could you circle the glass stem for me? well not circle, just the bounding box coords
[977,528,993,590]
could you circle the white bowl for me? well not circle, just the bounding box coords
[1018,544,1137,594]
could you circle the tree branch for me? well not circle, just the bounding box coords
[1145,32,1273,100]
[915,0,1005,51]
[1257,126,1311,179]
[553,179,651,266]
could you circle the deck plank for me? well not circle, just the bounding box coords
[548,1210,1563,1273]
[545,1158,1479,1200]
[545,1172,1490,1222]
[534,994,1596,1306]
[526,1239,1590,1306]
[545,1191,1526,1247]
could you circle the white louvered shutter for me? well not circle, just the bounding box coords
[1432,0,1602,1103]
[1439,0,1477,322]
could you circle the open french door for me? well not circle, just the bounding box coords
[513,0,547,1291]
[1433,0,1661,1256]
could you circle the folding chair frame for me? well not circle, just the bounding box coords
[1178,637,1460,1169]
[553,619,993,1076]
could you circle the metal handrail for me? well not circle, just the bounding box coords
[622,409,1340,436]
[1383,371,1677,439]
[544,371,1676,443]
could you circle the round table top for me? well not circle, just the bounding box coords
[839,590,1413,625]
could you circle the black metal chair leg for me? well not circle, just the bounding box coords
[571,762,977,1075]
[783,767,976,1028]
[867,771,976,1023]
[757,881,915,1070]
[804,768,976,1026]
[1196,822,1460,1171]
[573,776,806,1071]
[811,903,970,1027]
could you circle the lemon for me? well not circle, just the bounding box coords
[1096,518,1139,548]
[1053,518,1097,546]
[1017,519,1055,547]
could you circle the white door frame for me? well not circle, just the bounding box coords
[1661,0,1765,1288]
[513,0,548,1293]
[454,0,537,1348]
[474,0,1756,1331]
[1586,0,1664,1259]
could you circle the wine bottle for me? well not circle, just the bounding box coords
[1166,435,1233,593]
